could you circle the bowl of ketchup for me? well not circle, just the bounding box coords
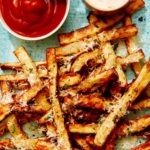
[0,0,70,40]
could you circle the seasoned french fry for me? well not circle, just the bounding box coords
[58,13,125,45]
[64,94,115,111]
[71,48,103,73]
[69,124,98,134]
[6,114,27,139]
[46,48,72,150]
[101,42,127,87]
[58,0,145,45]
[125,0,145,14]
[60,68,118,97]
[124,15,143,76]
[13,46,41,86]
[117,114,150,136]
[117,49,145,67]
[130,97,150,110]
[98,25,138,43]
[94,59,150,147]
[72,134,94,150]
[0,81,13,122]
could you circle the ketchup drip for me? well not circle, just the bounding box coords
[0,0,67,38]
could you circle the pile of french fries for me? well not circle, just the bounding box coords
[0,0,150,149]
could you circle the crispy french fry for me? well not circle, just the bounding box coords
[98,25,138,43]
[125,0,145,14]
[46,48,72,150]
[71,48,103,73]
[60,68,118,97]
[13,46,41,86]
[130,97,150,110]
[64,95,115,111]
[72,134,94,150]
[94,58,150,147]
[117,49,145,67]
[58,13,125,45]
[6,114,27,139]
[69,124,98,134]
[58,0,145,45]
[0,81,13,122]
[124,15,143,76]
[13,88,51,113]
[58,73,81,88]
[101,42,127,87]
[117,114,150,136]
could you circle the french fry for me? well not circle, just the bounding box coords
[58,13,125,45]
[58,0,145,45]
[117,49,145,67]
[101,42,127,87]
[0,81,13,122]
[13,46,41,86]
[124,15,143,76]
[69,124,98,134]
[94,58,150,147]
[129,97,150,110]
[64,94,115,111]
[71,48,103,73]
[60,68,118,97]
[72,134,94,150]
[13,87,51,113]
[117,114,150,136]
[125,0,145,14]
[98,25,138,43]
[46,48,72,150]
[58,73,81,88]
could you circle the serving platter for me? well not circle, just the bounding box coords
[0,0,150,149]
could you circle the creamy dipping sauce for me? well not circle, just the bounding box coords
[85,0,129,11]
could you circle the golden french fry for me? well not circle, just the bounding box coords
[72,134,94,150]
[71,48,103,73]
[117,49,145,67]
[125,0,145,14]
[46,48,72,150]
[94,59,150,147]
[13,46,41,86]
[58,13,125,45]
[117,114,150,136]
[64,94,115,111]
[69,124,98,134]
[101,42,127,87]
[124,15,143,76]
[60,68,118,97]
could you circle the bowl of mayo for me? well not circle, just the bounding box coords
[82,0,130,16]
[0,0,70,40]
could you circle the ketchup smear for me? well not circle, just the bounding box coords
[0,0,67,38]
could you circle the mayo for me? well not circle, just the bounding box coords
[85,0,129,11]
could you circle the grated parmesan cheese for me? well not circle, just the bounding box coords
[0,92,14,105]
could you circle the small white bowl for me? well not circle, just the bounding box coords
[0,0,70,41]
[82,0,130,16]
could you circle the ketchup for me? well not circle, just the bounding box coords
[0,0,67,38]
